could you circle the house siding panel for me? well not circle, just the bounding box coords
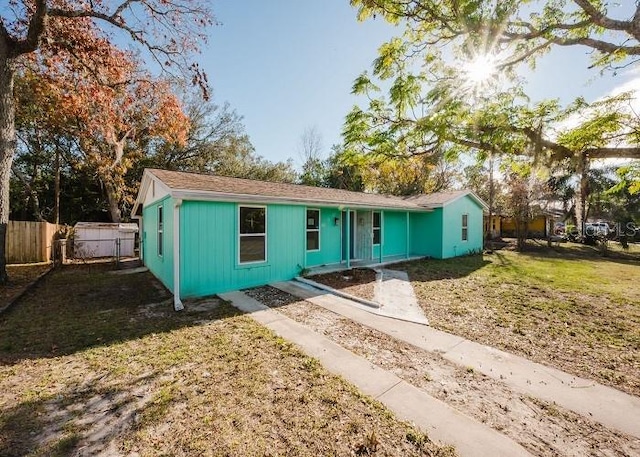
[382,211,407,257]
[441,196,484,258]
[410,210,443,258]
[306,207,342,267]
[180,201,305,297]
[142,196,174,291]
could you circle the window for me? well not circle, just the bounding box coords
[372,212,381,245]
[306,209,320,251]
[462,214,468,241]
[239,206,266,263]
[157,205,164,257]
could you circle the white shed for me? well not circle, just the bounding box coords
[73,222,138,258]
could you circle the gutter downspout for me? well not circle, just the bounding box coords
[173,198,184,311]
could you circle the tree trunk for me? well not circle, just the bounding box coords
[102,178,122,223]
[574,153,589,240]
[0,48,16,283]
[53,146,60,225]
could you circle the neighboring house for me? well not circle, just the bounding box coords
[132,169,488,310]
[483,215,501,239]
[500,215,549,238]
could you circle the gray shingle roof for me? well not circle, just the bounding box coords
[146,169,485,210]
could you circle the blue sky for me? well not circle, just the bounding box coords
[205,1,637,166]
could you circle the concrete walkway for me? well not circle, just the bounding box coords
[374,269,428,324]
[219,290,533,457]
[295,268,429,325]
[273,280,640,440]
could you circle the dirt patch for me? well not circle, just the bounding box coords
[315,252,640,397]
[309,268,377,301]
[0,264,51,310]
[401,257,640,397]
[247,286,640,457]
[0,264,454,456]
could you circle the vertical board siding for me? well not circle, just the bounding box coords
[410,210,444,258]
[7,221,59,264]
[142,196,174,291]
[180,201,306,297]
[382,211,407,257]
[441,196,484,258]
[306,207,342,267]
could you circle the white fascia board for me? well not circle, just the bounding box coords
[133,171,172,216]
[171,189,432,212]
[434,191,489,211]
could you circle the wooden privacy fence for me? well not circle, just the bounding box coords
[6,221,60,264]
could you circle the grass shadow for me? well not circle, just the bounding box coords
[392,254,492,282]
[0,263,242,365]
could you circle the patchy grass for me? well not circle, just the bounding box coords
[0,263,51,310]
[393,244,640,396]
[0,263,454,456]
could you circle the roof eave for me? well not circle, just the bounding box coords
[171,189,432,212]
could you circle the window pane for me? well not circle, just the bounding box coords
[306,231,319,250]
[306,210,319,230]
[240,236,265,262]
[240,207,266,234]
[462,228,468,241]
[373,228,381,245]
[373,212,381,228]
[462,214,468,227]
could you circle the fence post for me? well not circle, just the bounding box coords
[115,238,121,268]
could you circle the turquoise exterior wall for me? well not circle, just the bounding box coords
[142,196,174,291]
[141,194,483,299]
[441,196,484,258]
[382,211,408,257]
[410,210,443,258]
[179,201,306,297]
[305,207,342,267]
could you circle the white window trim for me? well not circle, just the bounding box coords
[462,213,469,242]
[157,205,164,257]
[372,211,381,246]
[238,205,267,265]
[306,208,321,252]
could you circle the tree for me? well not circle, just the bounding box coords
[298,126,326,187]
[345,0,640,241]
[351,1,640,72]
[324,145,366,191]
[146,96,297,184]
[0,0,212,282]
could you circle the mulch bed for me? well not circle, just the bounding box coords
[308,268,377,301]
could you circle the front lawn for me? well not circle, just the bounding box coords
[0,263,453,456]
[396,245,640,396]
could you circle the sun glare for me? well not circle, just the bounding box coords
[463,54,498,85]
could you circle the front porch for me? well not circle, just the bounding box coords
[304,255,425,277]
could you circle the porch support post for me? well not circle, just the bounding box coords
[173,198,184,311]
[379,211,383,263]
[345,207,351,269]
[406,212,410,259]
